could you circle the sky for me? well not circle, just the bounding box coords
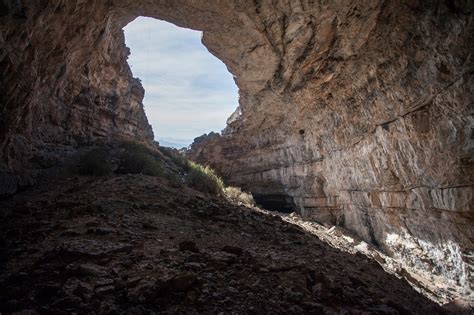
[124,17,238,148]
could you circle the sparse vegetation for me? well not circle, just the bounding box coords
[121,141,158,158]
[186,162,224,196]
[224,186,255,207]
[115,142,183,186]
[77,149,112,176]
[158,146,190,171]
[118,150,165,176]
[117,142,165,176]
[74,142,230,195]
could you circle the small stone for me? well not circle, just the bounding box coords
[126,276,143,288]
[142,222,157,229]
[222,245,243,256]
[72,282,93,299]
[95,278,114,288]
[179,240,199,253]
[86,227,113,235]
[95,285,115,295]
[167,274,197,291]
[185,262,202,270]
[127,281,152,302]
[73,263,107,276]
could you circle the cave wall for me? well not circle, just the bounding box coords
[0,0,153,193]
[1,0,473,297]
[184,0,474,294]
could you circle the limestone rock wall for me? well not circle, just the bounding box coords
[1,0,473,298]
[185,1,474,296]
[0,0,153,191]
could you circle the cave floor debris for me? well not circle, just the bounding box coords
[280,213,471,307]
[0,174,450,314]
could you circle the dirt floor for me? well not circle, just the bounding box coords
[0,174,451,314]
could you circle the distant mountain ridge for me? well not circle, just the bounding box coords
[157,137,193,149]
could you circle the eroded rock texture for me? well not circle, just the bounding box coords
[0,0,153,192]
[185,1,474,297]
[1,0,473,301]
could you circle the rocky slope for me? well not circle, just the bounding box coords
[1,0,473,305]
[0,173,450,314]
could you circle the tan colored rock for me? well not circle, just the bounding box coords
[185,1,474,296]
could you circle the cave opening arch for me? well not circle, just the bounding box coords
[123,17,239,148]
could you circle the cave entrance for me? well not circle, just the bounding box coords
[253,194,297,213]
[123,17,238,148]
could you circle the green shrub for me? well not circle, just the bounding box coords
[121,141,158,157]
[78,149,112,176]
[121,152,164,176]
[224,186,255,207]
[117,142,164,176]
[186,162,223,196]
[158,146,190,171]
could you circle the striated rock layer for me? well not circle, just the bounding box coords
[0,0,153,193]
[1,0,473,300]
[185,1,474,297]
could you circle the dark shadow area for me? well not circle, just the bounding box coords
[253,194,297,213]
[0,162,445,313]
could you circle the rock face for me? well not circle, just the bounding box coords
[0,0,154,192]
[1,0,473,301]
[184,1,474,296]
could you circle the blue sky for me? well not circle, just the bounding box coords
[124,17,238,148]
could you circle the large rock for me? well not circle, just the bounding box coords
[0,0,473,299]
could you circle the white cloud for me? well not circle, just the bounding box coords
[124,17,238,146]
